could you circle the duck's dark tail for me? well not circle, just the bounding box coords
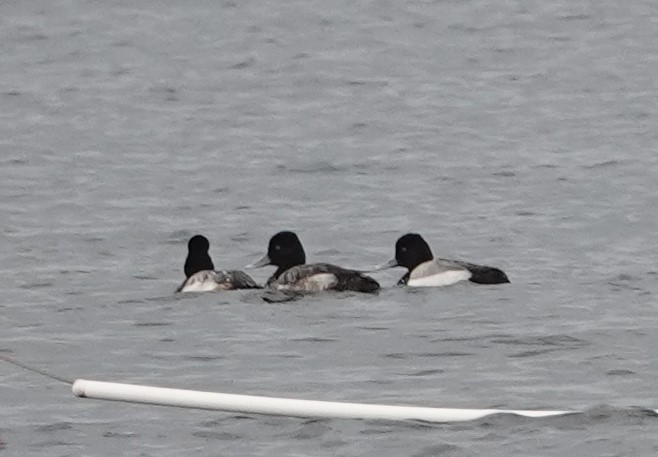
[446,259,510,285]
[230,270,264,289]
[470,268,510,284]
[467,266,510,284]
[337,272,381,293]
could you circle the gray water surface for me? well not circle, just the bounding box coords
[1,0,658,455]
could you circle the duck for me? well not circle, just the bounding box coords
[177,235,260,292]
[377,233,509,287]
[247,231,380,293]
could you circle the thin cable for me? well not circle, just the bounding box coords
[0,353,73,385]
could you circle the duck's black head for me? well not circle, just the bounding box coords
[393,233,434,271]
[267,231,306,268]
[184,234,214,278]
[248,231,306,278]
[188,234,210,253]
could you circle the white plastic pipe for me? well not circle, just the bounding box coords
[72,379,573,423]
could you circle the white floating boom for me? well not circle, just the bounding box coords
[72,379,573,423]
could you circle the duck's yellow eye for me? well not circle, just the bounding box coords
[275,245,281,251]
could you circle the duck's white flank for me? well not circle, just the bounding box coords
[407,260,472,287]
[276,273,338,292]
[179,271,229,293]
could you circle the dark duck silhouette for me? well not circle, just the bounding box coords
[248,231,380,293]
[177,235,260,292]
[377,233,509,287]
